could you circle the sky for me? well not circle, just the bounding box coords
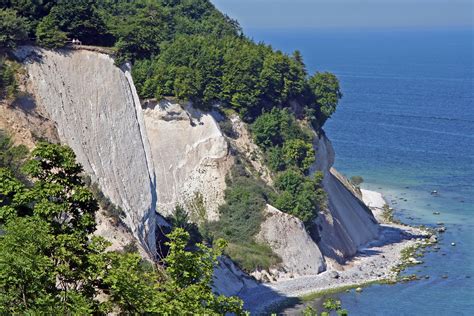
[211,0,473,30]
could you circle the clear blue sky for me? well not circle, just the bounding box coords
[211,0,473,29]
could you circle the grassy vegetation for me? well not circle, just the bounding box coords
[300,280,383,302]
[205,159,281,272]
[225,242,281,273]
[381,204,402,224]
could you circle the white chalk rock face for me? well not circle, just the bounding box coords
[19,47,158,255]
[213,256,259,297]
[143,100,232,220]
[257,204,326,277]
[313,133,379,261]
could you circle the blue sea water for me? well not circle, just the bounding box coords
[246,28,474,315]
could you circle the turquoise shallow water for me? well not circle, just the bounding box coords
[246,28,474,315]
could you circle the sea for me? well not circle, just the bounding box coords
[245,28,474,315]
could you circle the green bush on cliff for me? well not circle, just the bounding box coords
[0,58,20,99]
[250,109,327,225]
[274,169,326,224]
[206,160,281,272]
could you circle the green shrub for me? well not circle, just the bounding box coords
[0,58,20,99]
[252,108,308,148]
[207,161,280,272]
[282,139,315,173]
[225,242,281,272]
[274,170,326,225]
[350,175,364,186]
[0,130,28,177]
[167,204,202,247]
[266,146,286,171]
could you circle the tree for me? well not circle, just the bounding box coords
[274,170,326,225]
[36,15,68,48]
[0,142,102,312]
[42,0,113,46]
[0,217,60,314]
[282,139,315,173]
[0,142,245,314]
[109,3,172,63]
[308,72,343,126]
[0,9,29,49]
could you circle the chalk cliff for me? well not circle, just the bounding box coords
[15,47,159,255]
[11,47,380,292]
[142,100,232,220]
[312,132,379,261]
[257,204,326,278]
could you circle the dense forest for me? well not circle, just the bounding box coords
[0,1,346,313]
[0,0,341,124]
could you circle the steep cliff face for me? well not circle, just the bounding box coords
[312,133,379,261]
[16,47,158,255]
[142,100,232,220]
[12,46,381,290]
[257,205,326,278]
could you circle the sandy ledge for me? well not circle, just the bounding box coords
[239,189,429,314]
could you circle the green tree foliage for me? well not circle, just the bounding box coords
[1,0,342,126]
[303,298,349,316]
[0,141,244,314]
[251,109,327,224]
[0,130,28,176]
[105,2,172,63]
[0,57,20,99]
[252,108,309,148]
[252,108,313,173]
[274,169,326,224]
[38,0,113,46]
[134,35,308,118]
[282,139,315,173]
[35,14,68,48]
[0,8,29,49]
[0,0,56,36]
[308,72,343,126]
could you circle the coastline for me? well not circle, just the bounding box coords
[240,189,432,314]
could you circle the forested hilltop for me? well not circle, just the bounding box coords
[1,0,341,124]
